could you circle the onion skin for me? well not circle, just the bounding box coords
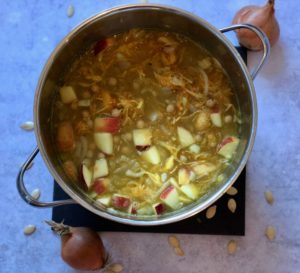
[232,0,280,50]
[46,221,107,271]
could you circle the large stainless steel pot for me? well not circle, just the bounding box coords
[17,4,270,226]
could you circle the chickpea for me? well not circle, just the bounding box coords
[111,108,121,117]
[224,115,233,123]
[195,134,203,142]
[113,135,120,143]
[166,104,175,113]
[121,146,130,154]
[206,99,215,108]
[97,152,105,159]
[136,119,145,129]
[180,155,187,162]
[124,132,132,141]
[108,77,117,86]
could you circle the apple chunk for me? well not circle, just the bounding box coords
[81,164,93,189]
[112,194,131,209]
[133,128,152,148]
[180,184,199,200]
[94,117,120,133]
[59,86,77,104]
[193,163,216,178]
[96,195,111,206]
[178,168,190,185]
[93,178,110,195]
[152,203,165,215]
[94,132,113,155]
[141,145,161,165]
[217,136,240,159]
[177,127,195,147]
[128,202,139,214]
[93,158,109,179]
[160,185,180,209]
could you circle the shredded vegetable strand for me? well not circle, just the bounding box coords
[199,69,209,95]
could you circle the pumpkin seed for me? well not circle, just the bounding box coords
[23,225,36,235]
[31,188,41,200]
[20,121,34,131]
[174,247,185,256]
[227,186,238,196]
[109,263,124,273]
[168,235,180,248]
[265,225,276,241]
[67,5,75,17]
[227,240,237,255]
[206,205,217,219]
[264,191,274,205]
[228,198,237,213]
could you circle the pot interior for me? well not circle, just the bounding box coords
[35,5,255,225]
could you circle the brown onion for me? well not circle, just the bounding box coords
[232,0,280,50]
[46,221,107,271]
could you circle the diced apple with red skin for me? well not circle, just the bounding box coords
[141,145,161,165]
[178,168,191,185]
[94,132,113,155]
[81,164,93,189]
[112,194,131,209]
[177,127,195,147]
[217,136,240,159]
[94,117,120,134]
[152,203,165,215]
[93,158,109,179]
[133,128,152,150]
[210,105,222,127]
[59,86,77,104]
[160,185,180,209]
[180,184,199,200]
[56,122,75,152]
[94,38,114,55]
[128,201,139,214]
[93,178,110,195]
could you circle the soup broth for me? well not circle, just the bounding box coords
[53,29,240,216]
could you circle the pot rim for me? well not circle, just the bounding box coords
[34,3,257,226]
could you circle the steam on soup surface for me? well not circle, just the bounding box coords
[53,29,240,216]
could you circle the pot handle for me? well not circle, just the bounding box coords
[17,146,76,207]
[219,23,270,80]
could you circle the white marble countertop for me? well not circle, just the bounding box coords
[1,0,299,272]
